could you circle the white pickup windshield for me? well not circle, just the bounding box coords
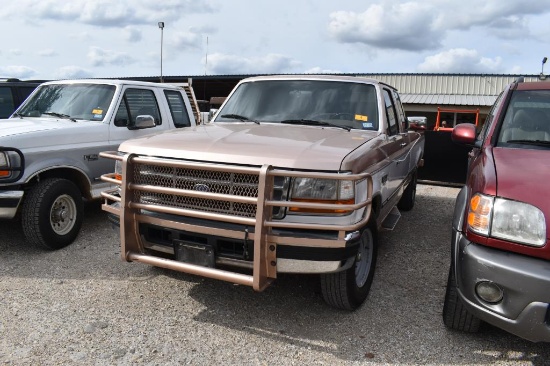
[215,80,379,130]
[17,84,116,121]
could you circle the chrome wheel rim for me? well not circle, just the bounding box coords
[50,194,77,235]
[355,229,374,287]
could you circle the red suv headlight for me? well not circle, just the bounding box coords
[468,193,546,247]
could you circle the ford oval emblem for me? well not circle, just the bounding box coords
[194,183,210,192]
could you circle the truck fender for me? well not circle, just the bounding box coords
[452,186,468,233]
[25,166,93,200]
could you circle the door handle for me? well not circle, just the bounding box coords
[400,142,407,147]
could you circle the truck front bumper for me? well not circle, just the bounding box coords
[0,191,24,219]
[453,229,550,343]
[106,203,360,274]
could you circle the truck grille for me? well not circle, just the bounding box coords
[133,163,287,218]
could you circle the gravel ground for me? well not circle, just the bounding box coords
[0,184,549,365]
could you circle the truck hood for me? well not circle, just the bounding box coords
[493,147,550,215]
[119,122,378,170]
[0,117,104,148]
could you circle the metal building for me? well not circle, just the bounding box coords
[126,73,543,128]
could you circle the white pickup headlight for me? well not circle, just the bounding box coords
[0,152,9,177]
[289,178,354,214]
[114,159,123,181]
[468,193,546,247]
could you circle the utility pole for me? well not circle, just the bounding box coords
[158,22,165,83]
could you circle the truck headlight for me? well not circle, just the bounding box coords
[114,159,123,182]
[468,193,546,247]
[0,152,9,177]
[289,178,354,214]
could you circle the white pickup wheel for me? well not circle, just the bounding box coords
[22,178,83,250]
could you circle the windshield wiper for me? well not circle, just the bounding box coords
[506,139,550,147]
[11,112,23,119]
[43,112,77,122]
[220,114,260,124]
[280,119,351,131]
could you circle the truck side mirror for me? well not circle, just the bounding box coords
[451,123,477,146]
[130,115,156,130]
[208,109,218,122]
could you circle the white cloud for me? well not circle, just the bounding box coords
[432,1,550,32]
[172,30,203,51]
[0,66,37,79]
[206,53,301,74]
[9,49,22,56]
[304,67,342,74]
[328,3,441,51]
[329,0,550,53]
[37,49,57,57]
[417,48,503,73]
[69,31,92,41]
[88,46,135,67]
[0,0,216,27]
[123,27,142,42]
[53,66,93,79]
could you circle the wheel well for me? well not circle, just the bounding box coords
[27,168,91,199]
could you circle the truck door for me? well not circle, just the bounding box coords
[379,88,409,203]
[109,87,171,146]
[95,87,171,187]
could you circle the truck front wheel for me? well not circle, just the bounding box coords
[22,178,84,250]
[442,267,481,332]
[320,224,378,310]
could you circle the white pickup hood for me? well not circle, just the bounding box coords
[0,117,106,149]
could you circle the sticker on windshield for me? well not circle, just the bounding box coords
[92,109,103,119]
[355,114,368,121]
[362,122,373,129]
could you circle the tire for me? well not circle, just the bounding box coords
[397,172,417,211]
[442,267,481,332]
[22,178,84,250]
[320,224,378,310]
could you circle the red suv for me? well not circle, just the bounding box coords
[443,78,550,342]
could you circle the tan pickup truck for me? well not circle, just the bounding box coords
[101,75,424,310]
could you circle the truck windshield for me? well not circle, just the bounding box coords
[215,80,379,130]
[497,90,550,149]
[17,84,116,122]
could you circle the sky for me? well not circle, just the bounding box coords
[1,0,550,81]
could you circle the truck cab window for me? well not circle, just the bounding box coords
[0,87,15,118]
[164,90,191,127]
[115,88,161,128]
[383,89,398,135]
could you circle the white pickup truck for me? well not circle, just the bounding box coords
[101,75,424,310]
[0,79,199,249]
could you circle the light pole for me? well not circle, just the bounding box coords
[158,22,165,83]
